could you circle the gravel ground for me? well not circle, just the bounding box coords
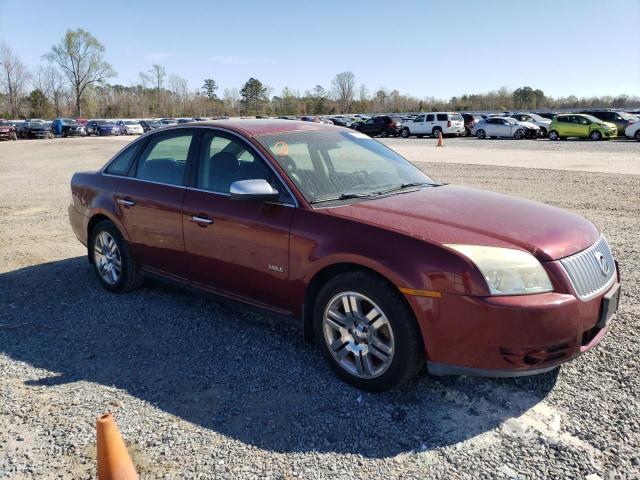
[1,138,639,479]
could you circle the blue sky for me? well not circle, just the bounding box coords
[1,0,638,99]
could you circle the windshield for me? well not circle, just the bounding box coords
[62,118,78,125]
[255,130,436,203]
[123,121,137,125]
[582,115,602,123]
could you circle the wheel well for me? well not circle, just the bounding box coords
[86,214,111,263]
[302,263,405,342]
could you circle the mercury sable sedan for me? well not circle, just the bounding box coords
[68,120,621,391]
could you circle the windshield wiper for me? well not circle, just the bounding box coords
[373,182,438,196]
[310,192,376,204]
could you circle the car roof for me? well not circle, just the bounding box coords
[170,119,341,137]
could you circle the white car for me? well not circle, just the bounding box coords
[400,112,465,138]
[117,120,144,135]
[624,120,640,141]
[509,113,552,137]
[471,116,540,139]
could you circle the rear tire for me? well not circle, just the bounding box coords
[400,128,410,138]
[380,130,389,138]
[313,271,424,392]
[635,130,640,141]
[432,127,442,138]
[89,220,143,292]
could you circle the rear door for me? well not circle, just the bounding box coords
[425,114,435,133]
[182,129,295,312]
[113,130,196,281]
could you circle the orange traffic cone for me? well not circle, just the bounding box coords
[96,413,139,480]
[436,131,444,147]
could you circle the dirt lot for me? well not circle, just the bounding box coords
[1,136,639,479]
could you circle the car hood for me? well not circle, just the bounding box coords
[516,121,539,129]
[324,185,599,261]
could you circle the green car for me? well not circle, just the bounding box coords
[548,114,617,141]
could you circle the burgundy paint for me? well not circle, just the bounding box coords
[68,120,616,374]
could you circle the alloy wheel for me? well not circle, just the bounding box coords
[93,231,122,285]
[323,291,395,379]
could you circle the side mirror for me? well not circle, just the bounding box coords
[230,179,279,202]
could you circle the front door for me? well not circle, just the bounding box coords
[114,130,196,281]
[412,114,427,134]
[182,130,296,312]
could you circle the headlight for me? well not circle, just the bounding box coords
[446,245,553,295]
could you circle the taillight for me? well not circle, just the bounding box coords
[447,120,451,127]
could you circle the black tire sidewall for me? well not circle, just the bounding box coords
[313,271,424,392]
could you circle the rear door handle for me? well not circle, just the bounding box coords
[116,198,135,207]
[191,215,214,225]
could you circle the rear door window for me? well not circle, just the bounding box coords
[436,114,447,121]
[136,132,193,186]
[426,114,435,121]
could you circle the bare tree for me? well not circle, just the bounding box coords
[44,29,115,116]
[0,43,31,117]
[223,87,240,112]
[358,84,369,102]
[331,71,356,113]
[34,64,67,116]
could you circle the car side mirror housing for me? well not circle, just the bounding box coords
[230,179,280,202]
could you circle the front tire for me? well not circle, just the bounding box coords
[548,130,559,141]
[89,220,143,292]
[635,130,640,141]
[514,129,525,140]
[590,130,602,141]
[313,271,424,392]
[476,129,486,139]
[538,127,547,138]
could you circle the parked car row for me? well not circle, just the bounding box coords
[3,110,639,142]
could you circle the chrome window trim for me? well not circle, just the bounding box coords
[103,174,296,208]
[100,125,299,208]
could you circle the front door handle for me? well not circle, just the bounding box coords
[191,215,214,226]
[116,198,135,207]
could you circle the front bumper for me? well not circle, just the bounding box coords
[405,269,619,376]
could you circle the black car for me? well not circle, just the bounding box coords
[19,121,53,139]
[354,115,402,137]
[329,117,354,128]
[139,120,163,132]
[579,110,636,136]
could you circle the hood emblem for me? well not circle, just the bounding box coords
[594,252,609,276]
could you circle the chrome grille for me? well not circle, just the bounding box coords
[560,236,616,301]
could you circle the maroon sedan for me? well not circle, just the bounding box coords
[68,120,621,391]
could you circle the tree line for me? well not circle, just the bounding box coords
[1,29,639,120]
